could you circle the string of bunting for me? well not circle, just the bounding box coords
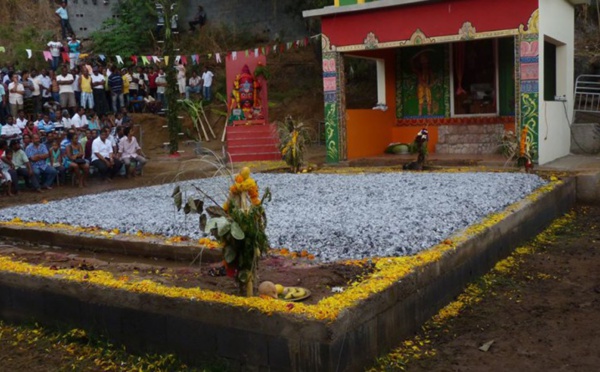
[0,36,319,66]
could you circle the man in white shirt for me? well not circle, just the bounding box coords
[47,40,63,72]
[37,69,52,106]
[91,128,122,181]
[30,70,42,115]
[15,111,28,130]
[185,71,202,100]
[55,1,74,40]
[71,107,88,130]
[201,66,214,102]
[56,66,76,111]
[118,126,147,177]
[8,74,24,118]
[0,81,6,125]
[91,67,108,116]
[155,69,167,106]
[1,116,22,140]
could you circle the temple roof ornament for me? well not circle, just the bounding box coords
[458,21,477,40]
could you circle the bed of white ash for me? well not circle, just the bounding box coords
[0,172,547,262]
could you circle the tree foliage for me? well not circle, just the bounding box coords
[90,0,156,56]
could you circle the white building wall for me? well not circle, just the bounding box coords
[537,0,576,165]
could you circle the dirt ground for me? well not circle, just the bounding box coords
[373,204,600,372]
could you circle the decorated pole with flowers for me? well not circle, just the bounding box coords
[204,167,271,296]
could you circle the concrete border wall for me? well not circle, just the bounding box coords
[0,179,576,371]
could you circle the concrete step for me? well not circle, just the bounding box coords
[228,138,279,147]
[228,144,280,153]
[229,152,282,163]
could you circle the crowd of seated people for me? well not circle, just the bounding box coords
[0,106,147,196]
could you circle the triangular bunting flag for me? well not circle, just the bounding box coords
[208,53,212,60]
[175,55,181,64]
[164,56,169,66]
[43,51,52,62]
[191,54,197,65]
[245,50,249,57]
[116,55,124,65]
[265,46,271,55]
[231,51,237,61]
[62,52,70,63]
[0,46,5,53]
[181,55,187,65]
[261,47,266,55]
[26,49,32,59]
[273,44,277,53]
[152,56,160,63]
[99,54,106,61]
[131,55,138,65]
[286,42,292,50]
[215,53,221,63]
[141,56,149,65]
[254,48,259,57]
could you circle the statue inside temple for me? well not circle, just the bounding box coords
[229,64,264,123]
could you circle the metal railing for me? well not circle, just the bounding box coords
[574,74,600,115]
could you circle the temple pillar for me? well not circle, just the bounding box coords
[517,10,540,161]
[322,38,347,163]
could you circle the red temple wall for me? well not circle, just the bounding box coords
[322,0,538,47]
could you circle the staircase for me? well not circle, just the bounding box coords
[226,124,282,162]
[435,124,504,154]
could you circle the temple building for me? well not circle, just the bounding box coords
[304,0,588,164]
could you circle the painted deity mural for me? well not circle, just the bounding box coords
[396,44,449,119]
[323,52,343,163]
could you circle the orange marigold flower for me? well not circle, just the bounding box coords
[308,254,315,260]
[251,197,261,206]
[300,250,309,258]
[280,248,289,255]
[235,175,244,184]
[229,185,238,193]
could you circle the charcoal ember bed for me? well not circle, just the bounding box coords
[0,173,546,262]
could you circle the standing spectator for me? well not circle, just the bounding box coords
[38,69,52,106]
[129,67,141,99]
[91,128,122,181]
[108,67,124,113]
[79,68,94,110]
[67,35,81,70]
[47,39,63,72]
[22,71,35,117]
[72,67,81,108]
[121,68,132,107]
[148,67,158,99]
[91,66,108,115]
[8,74,24,118]
[186,71,202,100]
[155,69,167,107]
[49,70,61,103]
[25,134,57,190]
[56,66,76,112]
[189,5,207,31]
[55,2,74,41]
[30,70,42,115]
[118,126,147,177]
[201,66,214,102]
[176,61,186,98]
[9,140,41,192]
[0,79,6,124]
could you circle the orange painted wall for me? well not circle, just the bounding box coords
[346,49,396,159]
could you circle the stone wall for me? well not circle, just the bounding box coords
[66,0,308,40]
[436,124,504,155]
